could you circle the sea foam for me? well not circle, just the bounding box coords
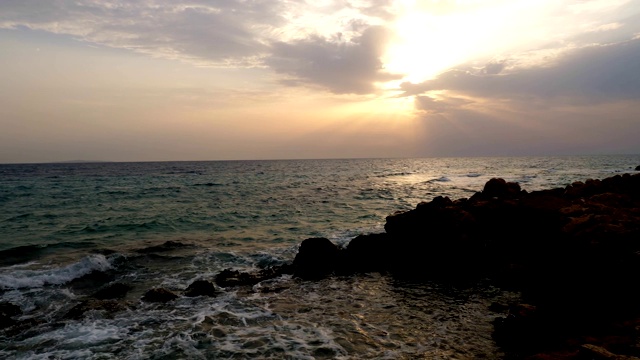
[0,254,111,289]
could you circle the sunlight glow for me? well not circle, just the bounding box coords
[383,1,555,84]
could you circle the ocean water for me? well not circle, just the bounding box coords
[1,156,639,359]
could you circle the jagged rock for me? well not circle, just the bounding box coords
[141,288,178,303]
[292,238,339,280]
[184,280,216,297]
[92,283,132,300]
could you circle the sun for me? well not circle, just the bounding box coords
[382,1,540,85]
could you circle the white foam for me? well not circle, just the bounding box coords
[0,254,111,289]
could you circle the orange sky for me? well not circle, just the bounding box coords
[1,0,639,162]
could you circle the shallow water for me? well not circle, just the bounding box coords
[1,156,639,358]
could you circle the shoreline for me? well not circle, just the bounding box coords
[219,171,640,359]
[2,169,640,358]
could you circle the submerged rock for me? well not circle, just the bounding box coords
[184,280,217,297]
[64,299,127,320]
[215,265,293,287]
[141,288,178,303]
[92,283,132,300]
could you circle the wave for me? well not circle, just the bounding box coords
[0,254,112,289]
[425,176,451,183]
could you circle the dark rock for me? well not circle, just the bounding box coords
[92,283,132,300]
[482,178,522,199]
[141,288,178,303]
[344,233,391,273]
[0,302,22,317]
[184,280,216,297]
[0,314,16,329]
[292,238,339,280]
[215,264,293,287]
[135,240,193,254]
[635,165,640,171]
[67,270,115,291]
[64,299,126,320]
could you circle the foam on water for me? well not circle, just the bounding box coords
[0,254,111,289]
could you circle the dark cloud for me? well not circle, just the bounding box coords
[401,38,640,103]
[266,26,403,94]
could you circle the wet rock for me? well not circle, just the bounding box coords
[215,265,292,287]
[344,233,391,273]
[68,270,115,291]
[0,302,22,318]
[184,280,216,297]
[292,238,339,280]
[135,240,193,254]
[141,288,178,303]
[92,283,132,300]
[0,314,16,329]
[635,165,640,171]
[64,299,126,320]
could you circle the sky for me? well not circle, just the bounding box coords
[1,0,639,163]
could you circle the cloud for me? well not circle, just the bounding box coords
[414,95,474,114]
[266,25,403,94]
[401,38,640,104]
[0,0,286,66]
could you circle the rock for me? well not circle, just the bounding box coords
[292,238,339,280]
[141,288,178,303]
[482,178,522,199]
[635,165,640,171]
[0,314,16,329]
[579,344,640,360]
[63,299,126,320]
[0,302,22,317]
[344,233,391,273]
[92,283,132,300]
[184,280,216,297]
[215,264,293,287]
[67,270,115,291]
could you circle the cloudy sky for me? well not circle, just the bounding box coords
[1,0,639,163]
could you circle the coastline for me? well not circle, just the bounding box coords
[219,171,640,359]
[2,165,640,358]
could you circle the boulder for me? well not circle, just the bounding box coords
[184,280,216,297]
[141,288,178,303]
[482,178,522,199]
[292,238,339,280]
[344,233,391,273]
[635,165,640,171]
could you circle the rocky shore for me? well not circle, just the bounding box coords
[2,172,640,358]
[217,171,640,359]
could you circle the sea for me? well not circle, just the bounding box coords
[1,156,639,359]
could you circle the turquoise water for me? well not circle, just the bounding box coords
[1,156,639,359]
